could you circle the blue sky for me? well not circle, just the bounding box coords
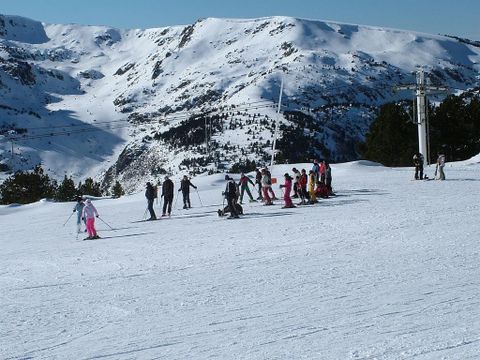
[1,0,479,39]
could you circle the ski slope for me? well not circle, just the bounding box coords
[1,161,480,359]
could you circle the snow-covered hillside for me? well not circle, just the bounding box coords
[1,14,479,190]
[1,160,479,359]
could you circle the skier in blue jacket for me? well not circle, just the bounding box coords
[73,197,86,233]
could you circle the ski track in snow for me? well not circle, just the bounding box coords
[1,162,480,359]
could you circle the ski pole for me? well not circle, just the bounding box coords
[174,193,179,209]
[63,211,75,226]
[97,216,115,231]
[220,194,226,216]
[195,189,204,207]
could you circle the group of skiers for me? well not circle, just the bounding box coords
[71,160,335,237]
[413,152,446,180]
[70,151,453,237]
[144,175,197,221]
[141,160,336,221]
[219,160,335,219]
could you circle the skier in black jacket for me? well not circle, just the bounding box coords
[145,182,157,220]
[223,175,240,218]
[178,175,197,209]
[413,152,424,180]
[161,176,174,216]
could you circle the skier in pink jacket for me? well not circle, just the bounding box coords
[82,199,100,240]
[279,173,295,208]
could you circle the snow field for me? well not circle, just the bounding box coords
[1,161,480,359]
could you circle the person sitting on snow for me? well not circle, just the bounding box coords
[219,175,240,219]
[315,181,330,199]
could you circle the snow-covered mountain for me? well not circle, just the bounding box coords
[1,14,479,190]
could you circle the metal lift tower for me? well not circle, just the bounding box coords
[395,69,448,166]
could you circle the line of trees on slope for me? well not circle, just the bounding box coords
[0,165,125,204]
[359,93,480,166]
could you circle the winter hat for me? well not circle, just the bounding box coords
[224,175,230,180]
[85,199,91,204]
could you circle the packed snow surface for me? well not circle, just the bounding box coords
[1,161,479,359]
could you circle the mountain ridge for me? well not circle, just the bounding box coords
[0,14,479,191]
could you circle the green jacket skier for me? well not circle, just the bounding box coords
[238,173,256,204]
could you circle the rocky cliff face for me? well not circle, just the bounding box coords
[0,14,479,190]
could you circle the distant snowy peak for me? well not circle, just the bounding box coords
[0,14,49,44]
[0,14,479,190]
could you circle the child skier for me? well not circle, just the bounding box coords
[73,197,86,233]
[308,170,317,204]
[261,168,273,205]
[292,168,301,198]
[325,162,334,195]
[436,153,446,180]
[265,168,277,200]
[238,173,256,204]
[319,160,326,184]
[279,173,295,208]
[255,168,263,200]
[298,169,308,205]
[82,199,100,240]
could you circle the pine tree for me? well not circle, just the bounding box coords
[361,103,417,166]
[112,181,125,198]
[79,177,102,197]
[0,165,57,204]
[430,94,480,162]
[55,175,78,202]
